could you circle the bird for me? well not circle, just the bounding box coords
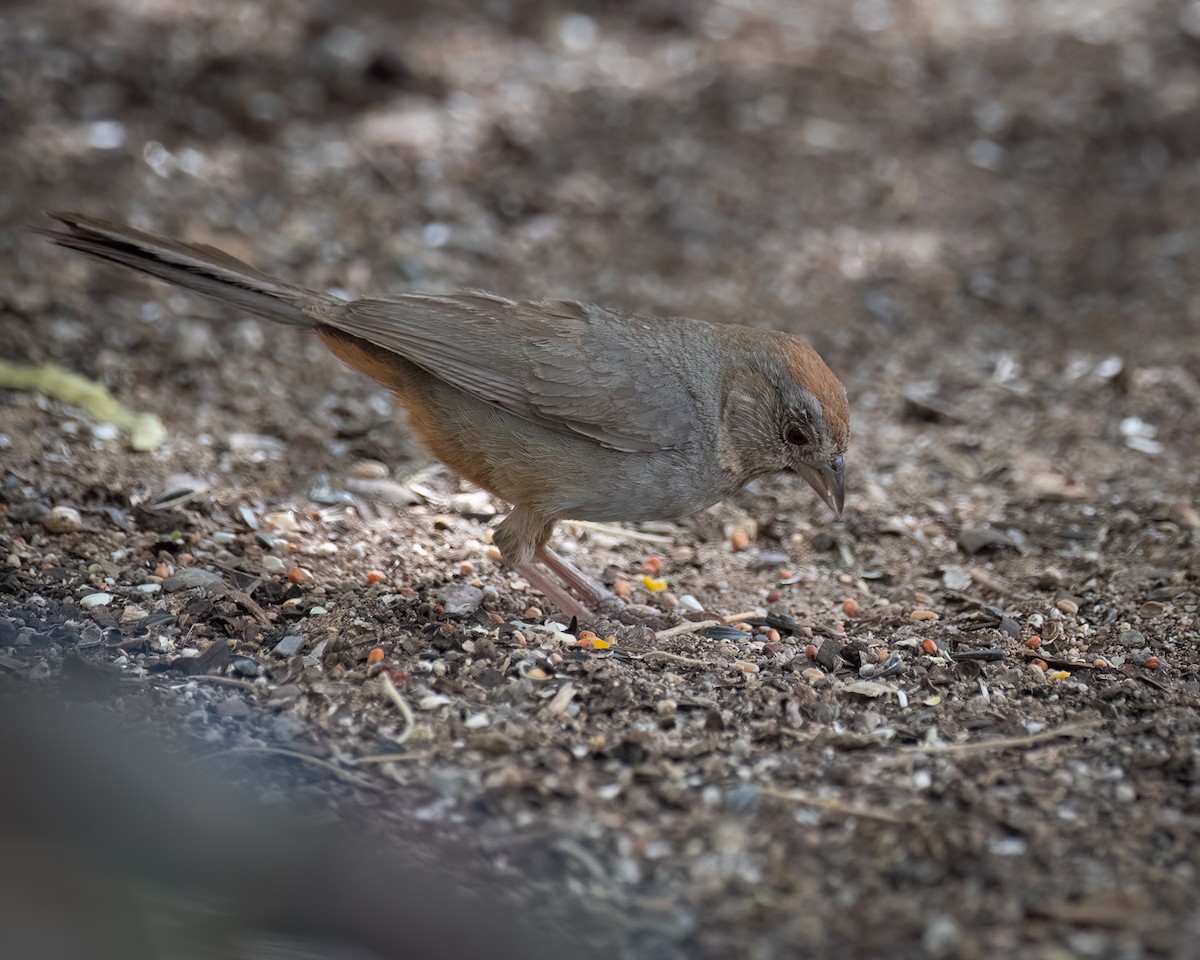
[40,212,850,621]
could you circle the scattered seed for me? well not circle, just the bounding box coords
[1138,601,1166,619]
[643,555,664,575]
[1031,658,1048,671]
[524,606,542,619]
[367,648,385,665]
[643,575,668,592]
[613,578,632,599]
[912,609,938,622]
[1057,599,1079,615]
[43,506,83,534]
[765,589,782,604]
[734,660,759,675]
[842,597,860,618]
[459,560,476,577]
[154,561,171,579]
[366,569,386,584]
[1145,656,1161,670]
[805,643,818,661]
[287,566,310,584]
[778,568,794,581]
[921,638,938,655]
[766,628,781,644]
[1025,636,1041,649]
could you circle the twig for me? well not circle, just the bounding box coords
[654,610,760,641]
[187,675,261,691]
[560,520,674,544]
[379,670,415,745]
[759,785,913,824]
[354,751,427,765]
[898,720,1102,756]
[643,650,708,668]
[196,745,374,788]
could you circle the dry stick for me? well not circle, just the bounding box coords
[642,650,708,668]
[354,751,427,765]
[199,745,375,788]
[897,720,1102,756]
[758,785,913,824]
[379,670,415,745]
[654,610,761,641]
[560,520,674,544]
[187,675,261,692]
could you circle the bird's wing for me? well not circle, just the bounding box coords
[328,292,698,452]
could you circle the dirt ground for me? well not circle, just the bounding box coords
[2,1,1200,957]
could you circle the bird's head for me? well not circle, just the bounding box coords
[717,330,849,516]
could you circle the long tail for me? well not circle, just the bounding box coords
[39,212,336,327]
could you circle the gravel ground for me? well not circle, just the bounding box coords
[2,1,1199,957]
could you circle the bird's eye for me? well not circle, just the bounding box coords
[784,424,810,447]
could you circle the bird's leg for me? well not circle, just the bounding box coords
[534,545,614,611]
[515,561,594,623]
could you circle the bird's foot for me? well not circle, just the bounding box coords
[516,546,625,623]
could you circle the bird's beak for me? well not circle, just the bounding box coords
[795,455,845,518]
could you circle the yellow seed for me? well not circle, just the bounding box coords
[643,575,668,592]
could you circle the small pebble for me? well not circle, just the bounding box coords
[656,698,677,717]
[136,583,162,594]
[366,569,387,584]
[1056,599,1079,615]
[765,589,782,603]
[272,635,304,657]
[287,566,311,584]
[1138,601,1166,619]
[801,667,824,683]
[842,597,860,618]
[1145,656,1161,670]
[460,560,476,577]
[524,606,542,619]
[154,561,171,579]
[262,555,286,572]
[730,529,751,551]
[804,643,818,661]
[350,459,389,479]
[677,594,704,614]
[911,609,938,622]
[612,578,632,600]
[643,555,664,575]
[367,648,385,665]
[80,592,113,608]
[43,506,83,534]
[486,546,503,562]
[734,660,760,675]
[1031,658,1048,671]
[308,605,328,616]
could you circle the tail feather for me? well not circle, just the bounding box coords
[39,212,330,327]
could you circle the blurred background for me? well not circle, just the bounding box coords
[2,2,1200,958]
